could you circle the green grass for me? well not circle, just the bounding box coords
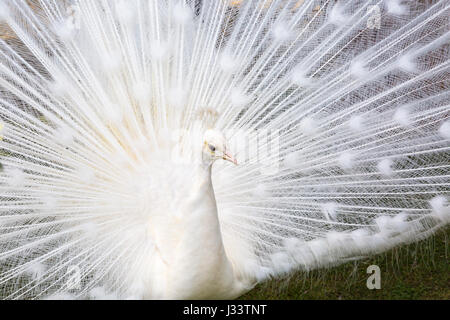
[240,227,449,300]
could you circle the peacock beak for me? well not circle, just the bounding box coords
[223,151,238,165]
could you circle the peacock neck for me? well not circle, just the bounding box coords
[159,162,241,299]
[188,163,224,249]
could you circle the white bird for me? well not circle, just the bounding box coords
[0,0,449,299]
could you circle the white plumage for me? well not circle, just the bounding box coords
[0,0,449,299]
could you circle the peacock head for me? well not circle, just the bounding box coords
[202,129,237,166]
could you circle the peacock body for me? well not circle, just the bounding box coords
[0,0,449,299]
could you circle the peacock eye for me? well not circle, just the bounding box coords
[209,144,216,152]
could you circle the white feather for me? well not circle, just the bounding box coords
[0,1,10,22]
[338,151,356,170]
[377,158,394,176]
[299,116,318,135]
[348,115,364,132]
[386,0,408,15]
[393,107,412,128]
[173,3,193,25]
[271,22,293,42]
[321,202,339,221]
[430,196,449,222]
[438,121,450,139]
